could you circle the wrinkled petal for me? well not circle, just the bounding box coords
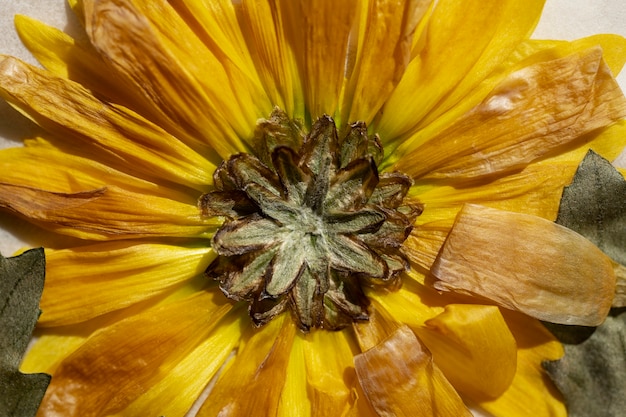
[343,0,429,124]
[41,242,214,326]
[416,304,517,400]
[0,56,215,189]
[377,0,544,141]
[0,182,217,240]
[235,0,304,119]
[381,33,626,172]
[197,315,296,417]
[83,0,270,158]
[14,15,143,110]
[279,0,359,121]
[393,47,626,179]
[38,291,232,417]
[431,204,616,326]
[354,325,472,417]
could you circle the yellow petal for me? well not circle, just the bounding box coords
[302,329,358,416]
[382,34,626,170]
[280,0,359,121]
[343,0,430,124]
[235,0,305,119]
[82,0,270,158]
[38,291,232,417]
[432,204,616,326]
[416,304,517,400]
[41,242,214,326]
[479,311,566,417]
[377,0,544,142]
[113,311,244,417]
[0,56,215,189]
[14,15,150,114]
[0,182,217,240]
[367,280,445,332]
[354,325,472,417]
[21,334,87,375]
[393,47,626,179]
[278,335,310,417]
[0,142,196,200]
[197,315,296,417]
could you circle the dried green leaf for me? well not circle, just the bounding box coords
[544,150,626,416]
[0,248,50,417]
[556,149,626,265]
[544,310,626,417]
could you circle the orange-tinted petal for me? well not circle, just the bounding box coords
[279,0,359,121]
[82,0,269,158]
[377,0,544,142]
[113,311,243,417]
[197,316,296,417]
[38,291,232,417]
[41,242,214,326]
[354,325,472,417]
[432,204,616,326]
[0,182,216,240]
[393,47,626,179]
[343,0,430,124]
[0,56,215,189]
[416,304,517,400]
[235,0,304,119]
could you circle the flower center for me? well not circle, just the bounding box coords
[198,109,422,331]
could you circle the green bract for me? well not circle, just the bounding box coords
[199,109,422,330]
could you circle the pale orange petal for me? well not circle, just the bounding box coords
[38,291,232,417]
[343,0,430,124]
[112,312,244,417]
[0,56,215,189]
[197,316,296,417]
[235,0,304,119]
[354,325,472,417]
[82,0,270,158]
[431,204,616,326]
[279,0,359,121]
[393,47,626,179]
[0,182,217,240]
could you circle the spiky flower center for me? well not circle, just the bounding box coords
[199,109,422,331]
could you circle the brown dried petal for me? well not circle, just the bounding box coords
[271,146,311,205]
[369,172,413,208]
[197,190,257,218]
[324,157,379,212]
[227,153,282,195]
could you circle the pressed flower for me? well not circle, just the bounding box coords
[0,0,625,416]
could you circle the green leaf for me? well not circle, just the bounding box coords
[555,149,626,265]
[543,310,626,417]
[0,248,50,417]
[544,150,626,417]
